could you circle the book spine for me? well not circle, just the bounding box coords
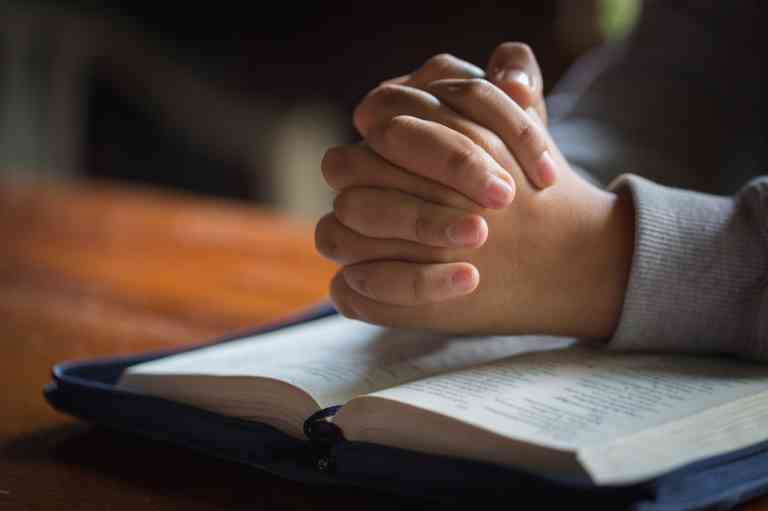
[304,405,345,473]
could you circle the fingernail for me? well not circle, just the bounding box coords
[536,150,557,188]
[496,69,530,89]
[484,175,515,208]
[450,267,478,294]
[446,216,485,247]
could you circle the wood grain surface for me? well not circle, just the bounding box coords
[0,178,765,510]
[0,178,405,510]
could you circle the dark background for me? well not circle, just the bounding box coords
[0,1,631,209]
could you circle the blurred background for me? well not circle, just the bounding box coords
[0,0,640,219]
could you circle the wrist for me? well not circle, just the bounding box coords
[580,188,636,338]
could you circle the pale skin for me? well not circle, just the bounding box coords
[316,43,635,339]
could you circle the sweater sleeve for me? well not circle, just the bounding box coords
[606,174,768,361]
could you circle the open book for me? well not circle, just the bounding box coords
[117,315,768,485]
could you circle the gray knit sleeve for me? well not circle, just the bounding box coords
[607,175,768,361]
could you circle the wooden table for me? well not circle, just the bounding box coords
[1,178,766,510]
[0,178,412,510]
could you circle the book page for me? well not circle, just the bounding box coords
[368,345,768,452]
[120,314,574,409]
[579,391,768,483]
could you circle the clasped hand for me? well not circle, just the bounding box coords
[316,44,635,339]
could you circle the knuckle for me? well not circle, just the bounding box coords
[445,143,482,179]
[334,189,380,234]
[368,83,408,107]
[358,85,416,132]
[331,272,373,321]
[352,99,369,134]
[514,120,546,155]
[314,214,338,259]
[319,219,374,265]
[381,115,414,145]
[515,118,535,142]
[355,84,410,133]
[423,53,457,73]
[463,78,494,100]
[484,133,510,160]
[321,146,347,188]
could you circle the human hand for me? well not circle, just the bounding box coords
[319,42,558,290]
[378,42,548,130]
[358,43,553,191]
[317,47,635,338]
[322,43,555,228]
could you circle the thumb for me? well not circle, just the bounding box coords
[487,42,547,125]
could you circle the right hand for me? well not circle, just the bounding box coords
[379,42,548,130]
[352,42,551,193]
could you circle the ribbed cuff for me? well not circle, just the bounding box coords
[607,174,765,357]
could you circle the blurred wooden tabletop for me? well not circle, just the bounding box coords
[0,178,409,510]
[1,178,766,511]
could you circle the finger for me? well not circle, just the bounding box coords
[330,271,461,328]
[405,53,485,89]
[333,187,488,248]
[378,54,482,89]
[354,83,507,159]
[428,79,556,188]
[380,73,411,86]
[340,261,479,306]
[321,144,478,211]
[487,42,547,124]
[354,84,524,192]
[359,54,484,138]
[366,115,516,209]
[315,212,463,265]
[330,271,440,327]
